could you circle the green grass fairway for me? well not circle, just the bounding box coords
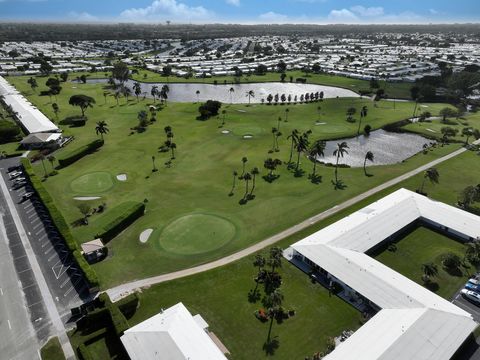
[70,171,115,194]
[158,214,236,255]
[375,226,472,299]
[126,150,480,360]
[5,75,461,287]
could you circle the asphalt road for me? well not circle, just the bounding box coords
[0,195,40,360]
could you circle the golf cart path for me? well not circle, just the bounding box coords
[107,141,479,301]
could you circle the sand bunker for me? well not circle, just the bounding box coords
[221,130,230,134]
[117,174,127,181]
[74,196,100,201]
[315,122,327,125]
[139,229,153,243]
[243,135,253,139]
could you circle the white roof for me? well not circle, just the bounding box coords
[0,76,59,134]
[291,188,479,360]
[121,302,227,360]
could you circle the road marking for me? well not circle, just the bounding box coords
[7,320,11,330]
[32,222,43,230]
[0,287,3,295]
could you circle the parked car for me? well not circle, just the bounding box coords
[22,192,35,200]
[465,279,480,292]
[8,165,22,173]
[9,171,22,179]
[461,289,480,305]
[12,177,26,183]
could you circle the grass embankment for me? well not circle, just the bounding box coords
[5,75,460,287]
[40,337,66,360]
[130,68,413,99]
[125,150,480,360]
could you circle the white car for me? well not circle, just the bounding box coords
[461,289,480,305]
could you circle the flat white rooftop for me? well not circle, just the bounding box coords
[291,188,480,360]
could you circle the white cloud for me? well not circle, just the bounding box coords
[328,9,358,22]
[429,8,439,15]
[68,11,98,22]
[258,11,289,22]
[350,6,384,17]
[226,0,240,6]
[120,0,213,21]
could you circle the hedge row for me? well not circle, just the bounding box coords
[57,139,104,168]
[77,344,94,360]
[21,159,99,289]
[98,293,130,336]
[95,202,145,243]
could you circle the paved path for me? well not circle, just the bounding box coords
[0,173,75,359]
[107,141,479,301]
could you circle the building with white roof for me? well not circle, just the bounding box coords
[0,75,59,135]
[288,188,480,360]
[121,302,228,360]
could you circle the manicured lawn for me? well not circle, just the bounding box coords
[403,112,480,143]
[40,337,66,360]
[131,69,413,99]
[5,75,460,287]
[128,150,480,360]
[375,226,473,299]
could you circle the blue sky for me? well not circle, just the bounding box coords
[0,0,478,24]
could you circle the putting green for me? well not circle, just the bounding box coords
[158,214,236,255]
[229,122,264,136]
[70,172,115,194]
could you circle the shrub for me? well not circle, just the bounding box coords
[0,120,21,143]
[197,100,222,120]
[60,115,88,126]
[95,202,145,243]
[58,139,103,168]
[442,252,461,270]
[78,344,94,360]
[21,159,99,289]
[98,293,130,336]
[364,124,372,135]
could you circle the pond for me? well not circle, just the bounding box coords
[85,79,359,104]
[318,130,434,168]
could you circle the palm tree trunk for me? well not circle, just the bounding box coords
[420,176,426,193]
[250,175,256,195]
[244,180,249,199]
[335,155,339,183]
[288,140,294,164]
[267,316,274,342]
[312,160,317,177]
[296,150,301,170]
[357,117,362,136]
[363,158,367,176]
[230,175,236,193]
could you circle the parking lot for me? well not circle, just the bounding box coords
[0,157,92,324]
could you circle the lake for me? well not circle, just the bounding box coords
[85,79,359,104]
[318,130,434,168]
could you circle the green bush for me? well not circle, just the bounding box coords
[95,202,145,243]
[58,139,104,168]
[98,293,130,336]
[77,344,94,360]
[0,120,21,143]
[21,159,99,288]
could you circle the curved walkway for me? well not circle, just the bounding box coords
[107,141,479,301]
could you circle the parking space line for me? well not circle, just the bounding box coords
[22,283,37,291]
[32,222,43,230]
[27,300,43,308]
[13,254,27,261]
[35,229,45,236]
[7,320,11,330]
[23,203,33,210]
[17,267,32,274]
[0,287,3,295]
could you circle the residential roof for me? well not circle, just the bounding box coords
[0,76,59,134]
[291,188,480,360]
[121,302,227,360]
[20,132,61,144]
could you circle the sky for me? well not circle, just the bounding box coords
[0,0,478,24]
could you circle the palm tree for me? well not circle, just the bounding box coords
[240,157,248,179]
[309,140,326,178]
[229,170,238,195]
[51,102,59,120]
[95,121,109,140]
[333,142,349,184]
[268,246,283,276]
[249,167,259,197]
[196,90,200,102]
[357,106,368,136]
[462,127,474,145]
[275,131,282,152]
[418,167,439,194]
[103,91,109,104]
[229,87,235,104]
[266,288,284,342]
[243,172,252,200]
[151,155,157,172]
[123,86,132,103]
[170,142,177,159]
[277,116,282,131]
[421,262,438,283]
[133,82,141,102]
[151,85,158,103]
[270,127,277,153]
[38,154,47,177]
[221,110,227,126]
[161,84,170,104]
[246,90,255,105]
[47,155,56,171]
[363,151,374,176]
[295,133,310,171]
[285,108,289,122]
[287,129,299,165]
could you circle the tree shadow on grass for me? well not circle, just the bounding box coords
[444,266,463,277]
[263,338,280,356]
[309,174,322,184]
[293,168,305,178]
[332,179,347,190]
[248,289,261,303]
[424,281,440,292]
[263,174,280,183]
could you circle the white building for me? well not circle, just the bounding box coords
[288,188,480,360]
[121,302,228,360]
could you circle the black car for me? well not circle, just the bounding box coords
[8,165,23,173]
